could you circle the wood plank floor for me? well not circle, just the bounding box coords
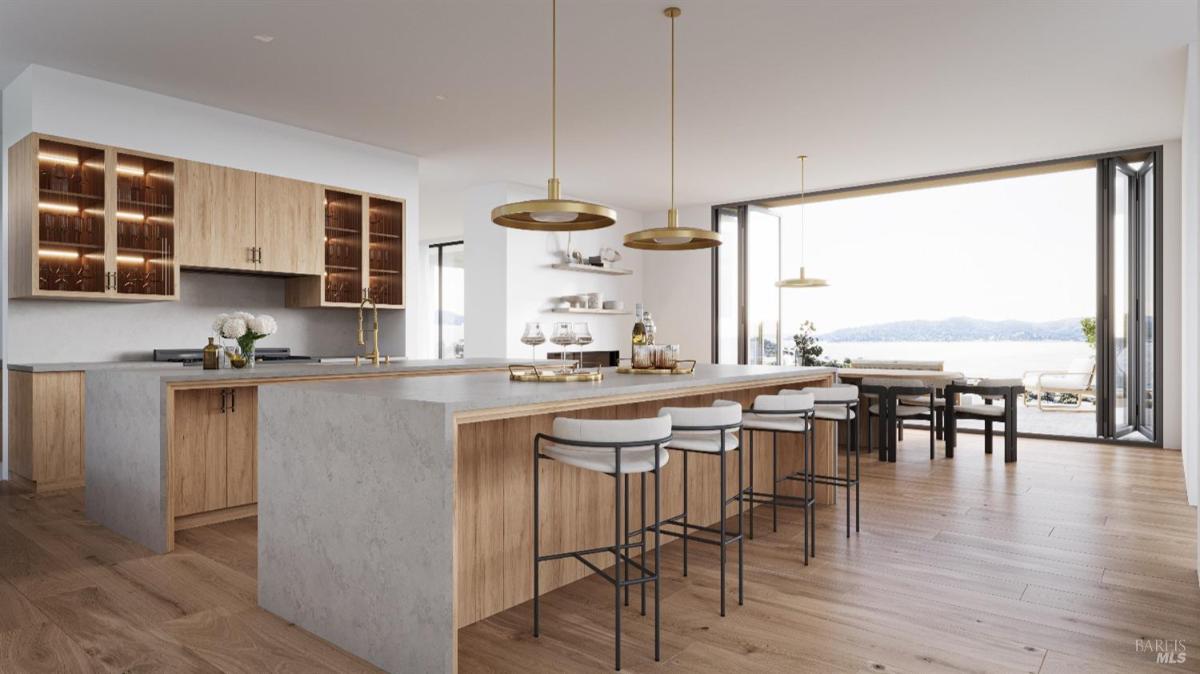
[1,433,1197,672]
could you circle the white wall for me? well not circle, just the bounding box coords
[1182,37,1200,582]
[464,183,646,360]
[641,205,715,364]
[1164,139,1184,455]
[1,65,423,476]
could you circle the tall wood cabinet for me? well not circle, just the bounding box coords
[8,134,180,301]
[285,187,405,308]
[172,386,257,525]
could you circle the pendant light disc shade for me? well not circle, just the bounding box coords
[776,266,829,288]
[492,198,616,231]
[624,226,721,250]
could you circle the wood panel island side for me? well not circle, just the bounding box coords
[84,363,836,673]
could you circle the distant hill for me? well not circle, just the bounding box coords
[819,316,1086,342]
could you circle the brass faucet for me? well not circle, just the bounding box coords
[357,296,381,366]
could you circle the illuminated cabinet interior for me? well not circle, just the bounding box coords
[285,189,405,309]
[367,196,404,307]
[7,133,180,301]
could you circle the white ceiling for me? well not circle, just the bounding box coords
[1,0,1196,232]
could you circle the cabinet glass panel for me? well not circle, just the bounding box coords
[115,153,175,296]
[36,139,106,293]
[324,190,363,304]
[367,197,403,306]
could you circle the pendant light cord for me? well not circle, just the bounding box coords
[800,155,806,269]
[551,0,557,181]
[669,9,676,212]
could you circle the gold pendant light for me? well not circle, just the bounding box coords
[491,0,616,231]
[624,7,721,251]
[776,155,829,288]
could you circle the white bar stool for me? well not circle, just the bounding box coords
[785,385,860,538]
[653,400,744,616]
[740,392,816,565]
[533,416,672,670]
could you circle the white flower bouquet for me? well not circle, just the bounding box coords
[213,311,278,367]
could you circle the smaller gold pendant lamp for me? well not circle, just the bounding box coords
[624,7,721,251]
[776,155,829,288]
[491,0,616,231]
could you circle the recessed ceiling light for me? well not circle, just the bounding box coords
[435,95,446,101]
[253,34,275,43]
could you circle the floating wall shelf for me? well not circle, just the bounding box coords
[549,307,632,315]
[550,262,633,276]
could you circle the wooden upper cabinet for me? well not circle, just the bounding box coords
[7,133,180,301]
[177,160,256,271]
[255,173,323,275]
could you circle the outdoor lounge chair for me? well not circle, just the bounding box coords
[1022,356,1095,411]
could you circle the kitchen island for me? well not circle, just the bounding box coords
[85,362,836,673]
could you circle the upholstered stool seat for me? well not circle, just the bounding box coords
[664,403,742,453]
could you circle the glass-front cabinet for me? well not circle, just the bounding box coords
[287,188,405,309]
[115,152,177,297]
[367,196,404,307]
[9,133,179,301]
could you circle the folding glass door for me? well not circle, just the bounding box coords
[1097,152,1160,441]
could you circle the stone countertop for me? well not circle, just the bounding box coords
[8,361,185,373]
[72,358,563,382]
[277,364,837,415]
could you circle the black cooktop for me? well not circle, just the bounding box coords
[153,347,312,365]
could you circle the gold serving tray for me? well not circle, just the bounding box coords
[509,364,603,383]
[616,359,697,375]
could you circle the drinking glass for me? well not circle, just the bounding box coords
[550,322,575,367]
[573,322,592,370]
[520,322,546,363]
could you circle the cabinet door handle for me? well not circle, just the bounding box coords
[230,389,237,413]
[219,388,228,414]
[256,247,263,263]
[248,247,255,263]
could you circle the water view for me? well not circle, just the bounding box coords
[819,340,1093,379]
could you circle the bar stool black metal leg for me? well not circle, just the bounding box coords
[772,431,778,533]
[747,431,755,540]
[808,422,816,558]
[985,420,994,454]
[844,419,850,538]
[718,441,727,617]
[613,454,623,671]
[532,438,541,638]
[852,412,860,533]
[653,446,661,663]
[736,431,744,606]
[640,471,647,616]
[682,450,689,577]
[623,473,630,607]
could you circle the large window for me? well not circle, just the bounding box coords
[426,240,465,358]
[714,150,1162,443]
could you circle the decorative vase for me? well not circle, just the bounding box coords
[241,343,256,369]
